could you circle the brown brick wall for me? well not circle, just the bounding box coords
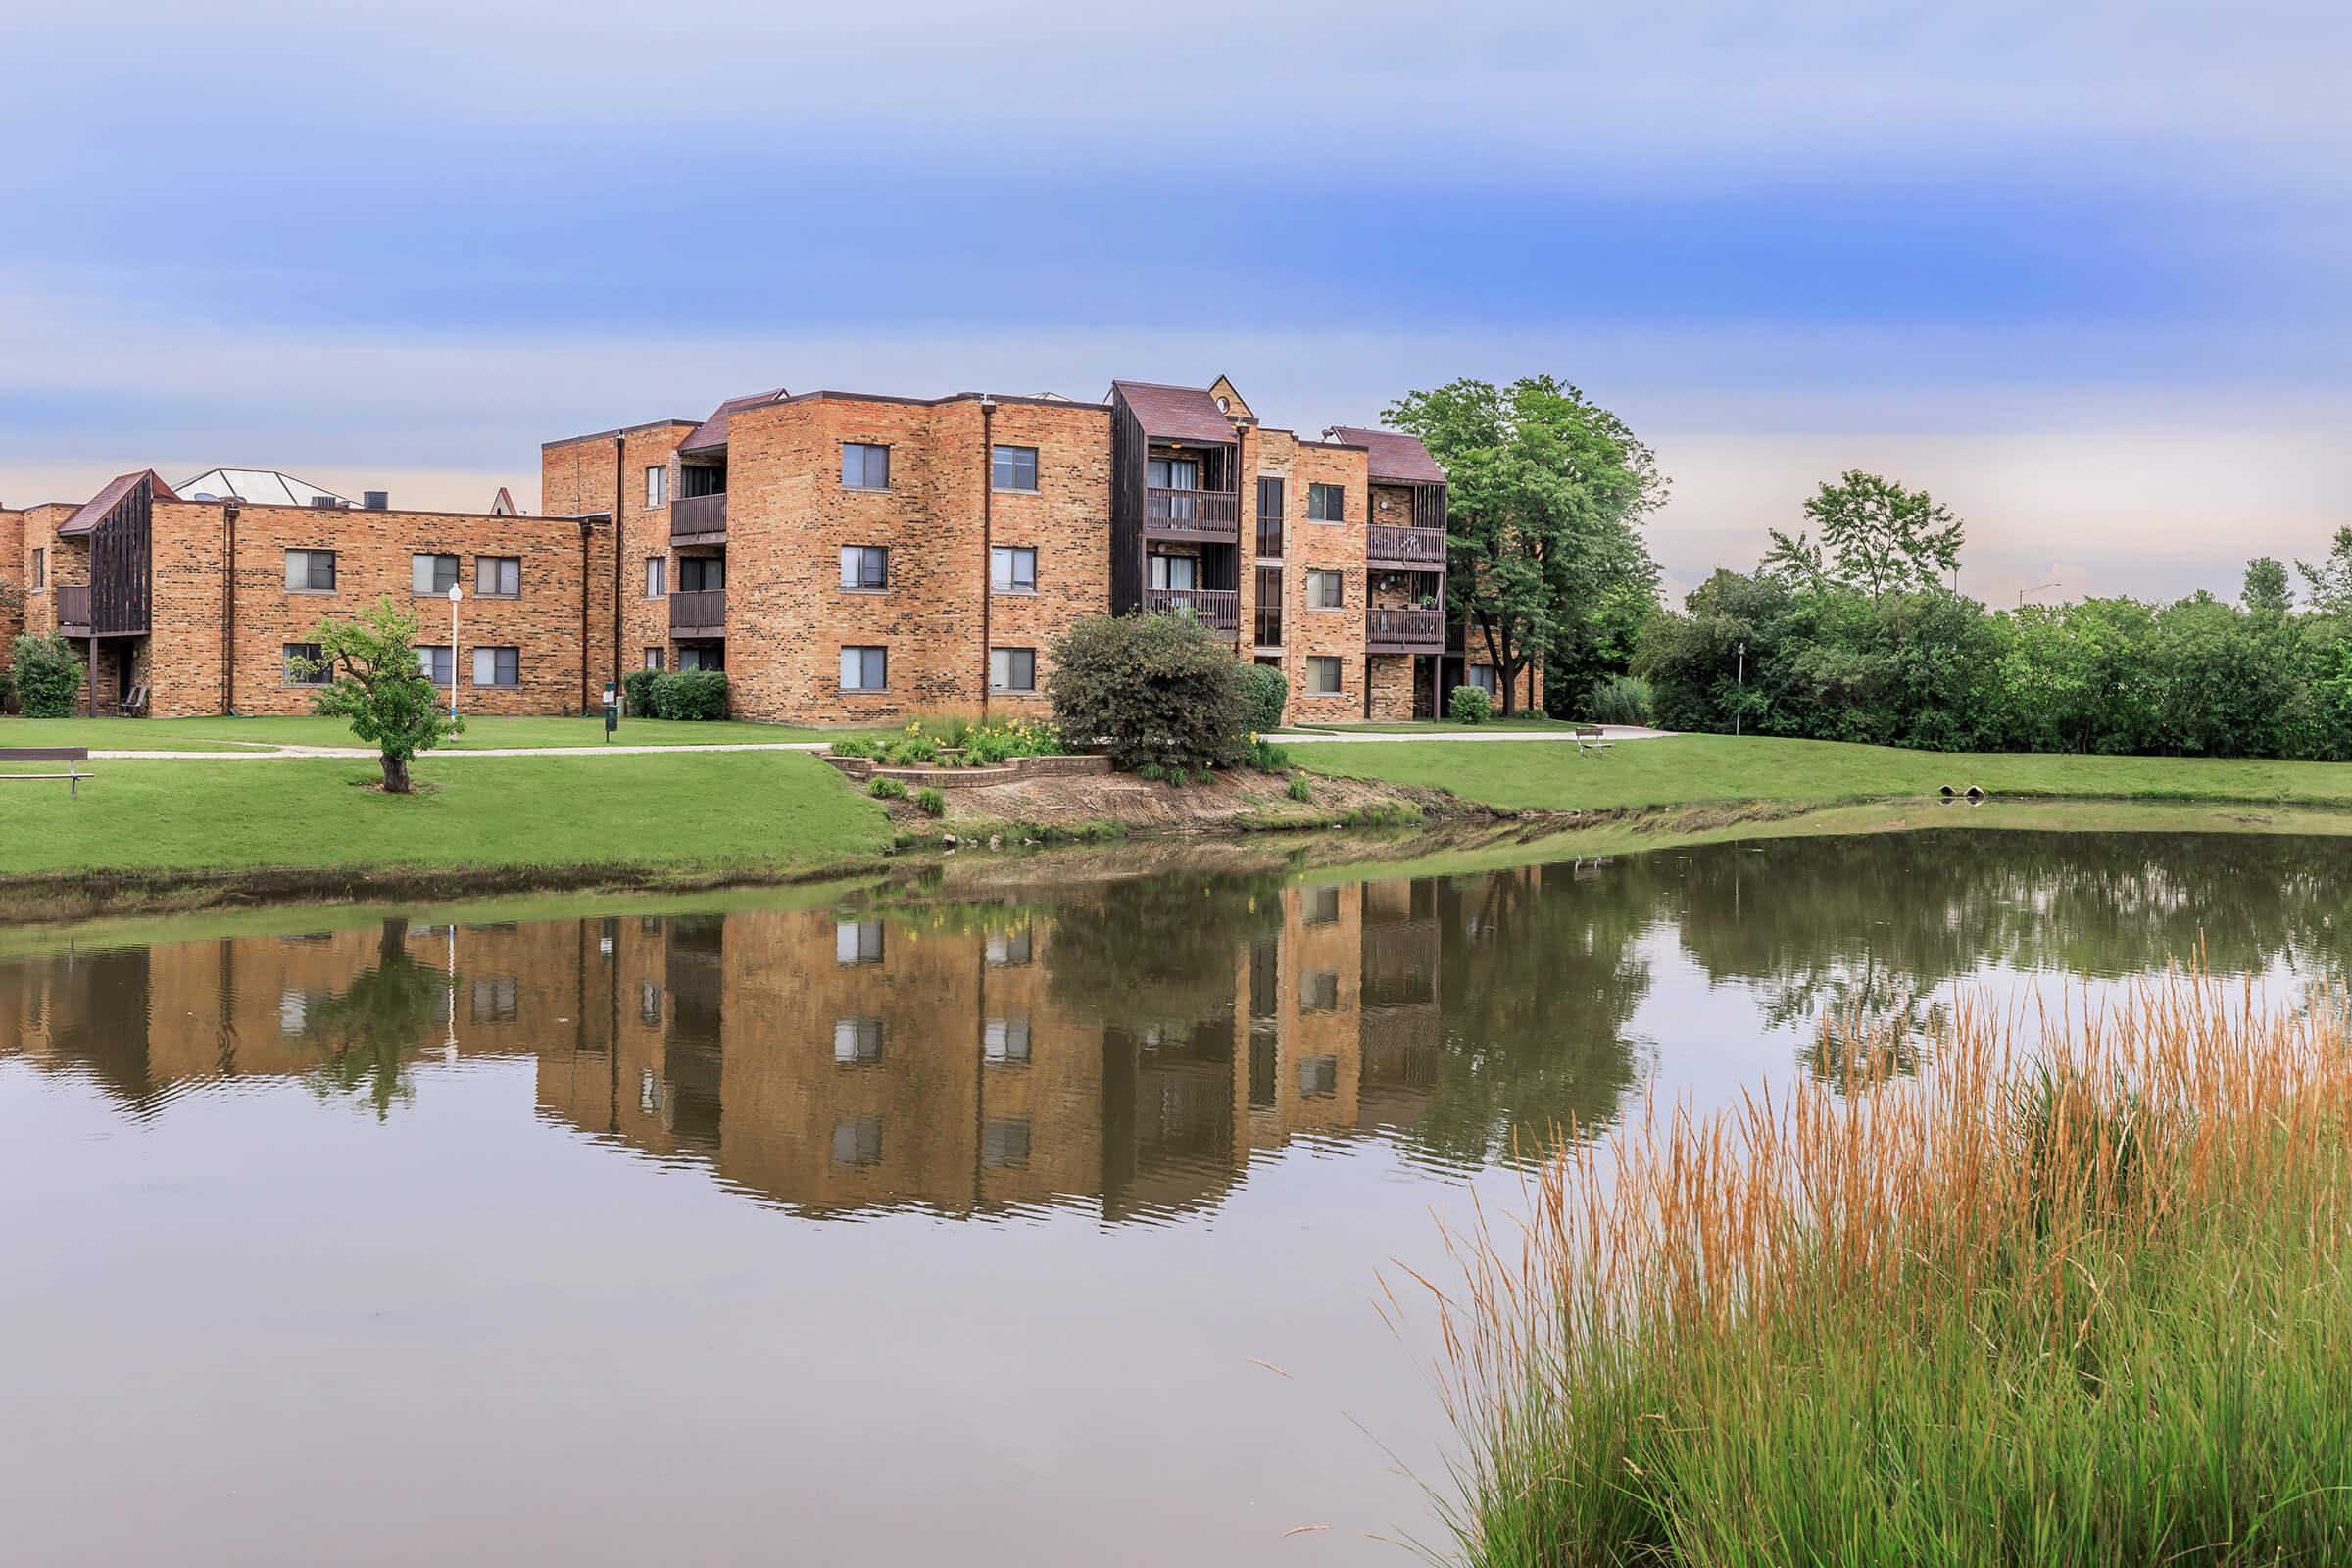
[541,422,693,691]
[1282,440,1372,717]
[0,509,21,675]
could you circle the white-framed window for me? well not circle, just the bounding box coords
[991,444,1039,491]
[1306,655,1342,695]
[835,919,885,966]
[990,647,1036,693]
[833,1016,884,1065]
[991,545,1037,593]
[472,646,520,688]
[832,1114,884,1167]
[283,642,329,686]
[1305,569,1344,609]
[1307,482,1346,522]
[842,442,890,489]
[982,1117,1032,1169]
[1147,553,1198,591]
[984,1015,1032,1064]
[417,644,454,686]
[645,556,667,598]
[986,927,1034,967]
[412,553,461,595]
[840,646,887,691]
[285,549,336,592]
[643,647,665,671]
[475,556,520,597]
[638,981,662,1026]
[645,466,667,508]
[839,545,889,590]
[1468,663,1498,696]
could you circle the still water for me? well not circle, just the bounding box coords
[2,829,2342,1565]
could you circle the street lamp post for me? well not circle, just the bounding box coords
[447,584,463,722]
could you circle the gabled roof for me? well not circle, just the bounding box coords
[61,470,178,535]
[176,467,356,508]
[1325,426,1446,485]
[680,388,788,454]
[488,486,518,516]
[1109,381,1237,444]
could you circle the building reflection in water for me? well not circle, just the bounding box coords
[0,863,1636,1224]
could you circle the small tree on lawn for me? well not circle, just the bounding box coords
[1046,612,1250,773]
[10,632,83,717]
[303,598,461,793]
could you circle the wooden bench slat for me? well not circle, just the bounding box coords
[0,747,92,761]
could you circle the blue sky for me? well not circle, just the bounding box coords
[7,0,2347,605]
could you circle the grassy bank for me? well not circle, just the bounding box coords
[0,714,868,751]
[0,751,890,899]
[1430,977,2352,1565]
[1294,733,2352,812]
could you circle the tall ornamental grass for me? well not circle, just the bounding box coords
[1415,972,2352,1567]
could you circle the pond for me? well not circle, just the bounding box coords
[3,828,2344,1564]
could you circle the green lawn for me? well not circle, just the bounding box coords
[0,714,874,752]
[1290,733,2352,812]
[0,752,891,878]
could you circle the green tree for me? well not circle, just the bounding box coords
[302,597,462,793]
[1385,376,1666,715]
[2297,528,2352,617]
[1045,612,1249,772]
[1767,470,1964,607]
[2243,556,2293,612]
[9,632,83,717]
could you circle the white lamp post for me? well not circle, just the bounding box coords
[447,584,464,722]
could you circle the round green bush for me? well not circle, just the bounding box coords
[10,634,82,718]
[1237,662,1288,734]
[1447,683,1493,725]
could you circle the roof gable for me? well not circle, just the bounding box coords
[61,470,177,536]
[1110,381,1237,444]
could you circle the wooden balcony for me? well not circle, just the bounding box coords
[1366,606,1444,653]
[1145,488,1239,542]
[670,588,726,639]
[1367,524,1446,567]
[1143,586,1239,633]
[56,584,91,635]
[672,492,727,542]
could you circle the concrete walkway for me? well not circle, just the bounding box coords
[1265,724,1671,744]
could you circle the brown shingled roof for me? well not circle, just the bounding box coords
[680,388,788,453]
[1326,427,1446,485]
[60,469,177,535]
[1110,381,1237,444]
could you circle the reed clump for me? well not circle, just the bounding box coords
[1421,971,2352,1566]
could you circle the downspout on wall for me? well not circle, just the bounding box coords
[579,517,593,712]
[611,436,625,710]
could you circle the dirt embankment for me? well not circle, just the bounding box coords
[884,764,1464,838]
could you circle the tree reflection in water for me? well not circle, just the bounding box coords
[296,918,451,1119]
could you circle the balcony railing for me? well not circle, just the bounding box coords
[1366,607,1444,650]
[1144,586,1239,632]
[673,492,727,540]
[1367,524,1446,565]
[670,588,726,639]
[56,584,91,634]
[1145,488,1240,541]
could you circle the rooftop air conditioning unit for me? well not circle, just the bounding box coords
[364,491,388,511]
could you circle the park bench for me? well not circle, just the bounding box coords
[1574,724,1613,757]
[0,747,92,797]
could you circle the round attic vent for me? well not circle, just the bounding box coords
[1215,395,1230,412]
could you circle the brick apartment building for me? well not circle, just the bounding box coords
[1,375,1537,722]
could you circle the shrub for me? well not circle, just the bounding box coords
[1287,776,1313,803]
[1193,767,1213,785]
[828,736,876,758]
[1447,683,1493,725]
[1138,761,1167,782]
[11,633,82,718]
[882,734,939,766]
[620,667,662,717]
[0,670,16,715]
[1587,673,1654,727]
[662,668,730,721]
[1045,612,1250,772]
[914,787,946,817]
[962,717,1065,765]
[1237,662,1289,734]
[868,776,906,800]
[1247,739,1291,772]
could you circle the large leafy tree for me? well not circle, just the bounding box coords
[2242,556,2293,613]
[1764,470,1964,606]
[1385,376,1665,714]
[302,597,463,793]
[2297,527,2352,617]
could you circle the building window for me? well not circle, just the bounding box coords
[835,919,885,966]
[476,556,520,597]
[839,545,889,591]
[470,975,520,1023]
[1147,553,1198,591]
[982,1117,1032,1169]
[28,549,43,591]
[285,549,336,592]
[1299,1054,1339,1097]
[677,555,724,592]
[842,442,890,490]
[1256,477,1286,557]
[417,645,454,686]
[1306,655,1342,696]
[990,545,1037,593]
[990,647,1036,693]
[984,1015,1032,1064]
[991,444,1039,492]
[412,553,461,595]
[645,557,667,598]
[679,645,723,672]
[638,981,662,1026]
[1468,663,1498,696]
[472,646,520,688]
[643,647,666,671]
[283,642,329,686]
[986,926,1034,967]
[1303,884,1341,925]
[645,466,667,508]
[1308,482,1346,522]
[840,645,887,692]
[833,1016,884,1065]
[832,1114,884,1168]
[1305,569,1344,609]
[1301,969,1340,1012]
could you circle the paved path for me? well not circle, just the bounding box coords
[88,725,1672,762]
